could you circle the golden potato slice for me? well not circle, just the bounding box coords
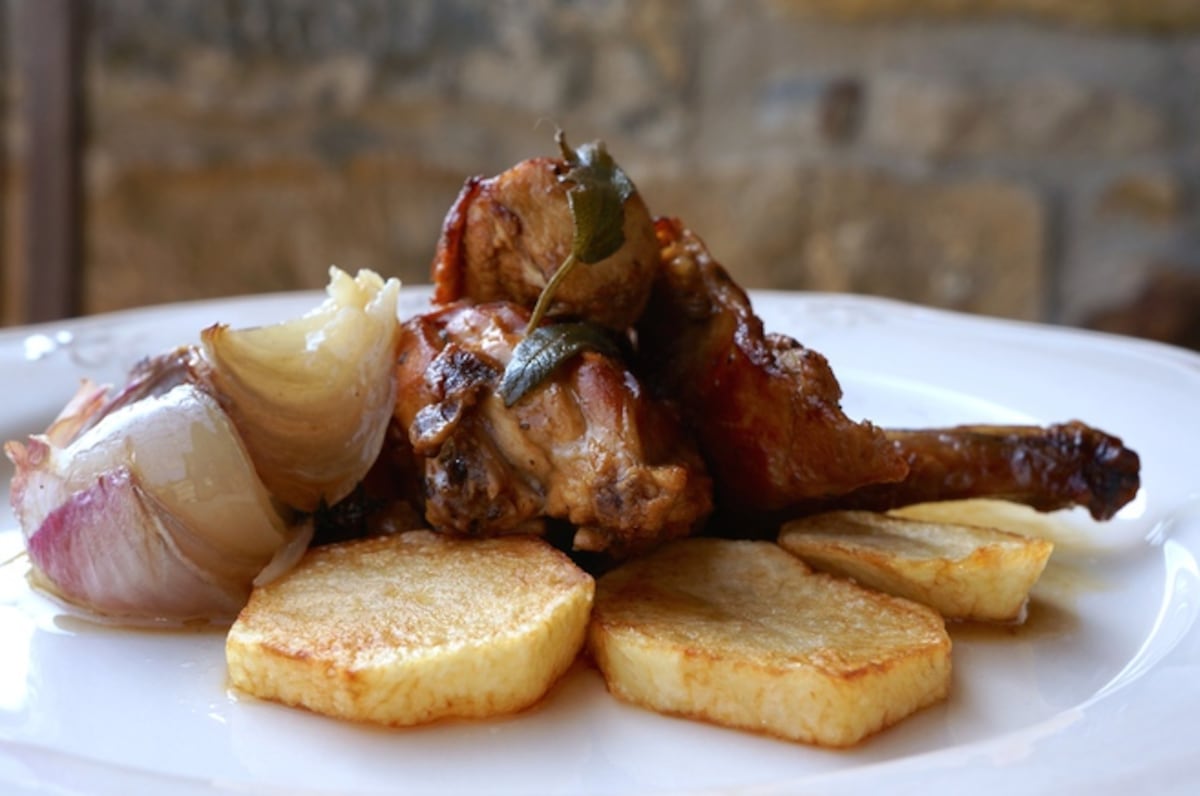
[778,510,1054,623]
[226,531,593,726]
[588,538,951,747]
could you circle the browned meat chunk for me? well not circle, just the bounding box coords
[636,218,909,511]
[431,156,659,331]
[393,301,712,556]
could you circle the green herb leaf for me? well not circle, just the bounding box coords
[556,130,636,264]
[523,131,638,335]
[499,322,623,406]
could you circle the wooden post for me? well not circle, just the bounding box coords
[18,0,83,323]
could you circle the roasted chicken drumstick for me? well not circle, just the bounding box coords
[812,423,1141,521]
[636,217,909,509]
[637,217,1140,520]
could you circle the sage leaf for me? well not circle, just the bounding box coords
[499,322,623,406]
[557,132,637,264]
[524,131,638,336]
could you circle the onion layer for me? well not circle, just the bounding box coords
[6,382,292,623]
[200,268,402,511]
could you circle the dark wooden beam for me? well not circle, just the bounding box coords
[18,0,83,323]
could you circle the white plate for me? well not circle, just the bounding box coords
[2,287,1198,795]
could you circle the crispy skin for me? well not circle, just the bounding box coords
[637,218,909,511]
[431,157,659,331]
[809,423,1141,521]
[393,301,712,556]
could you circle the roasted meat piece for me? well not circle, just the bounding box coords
[392,301,712,556]
[431,155,660,331]
[423,138,1139,527]
[638,218,1140,522]
[636,218,909,511]
[813,423,1141,521]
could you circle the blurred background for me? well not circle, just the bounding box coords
[2,0,1198,349]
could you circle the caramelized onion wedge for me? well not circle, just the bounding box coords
[5,382,293,623]
[201,268,402,511]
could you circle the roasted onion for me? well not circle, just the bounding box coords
[6,380,293,623]
[200,268,402,512]
[4,267,403,623]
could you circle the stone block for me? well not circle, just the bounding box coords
[641,165,1045,320]
[1098,171,1186,225]
[1058,175,1197,326]
[865,72,1166,160]
[863,73,972,160]
[83,154,465,316]
[1083,265,1200,350]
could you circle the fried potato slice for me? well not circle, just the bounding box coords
[588,538,951,747]
[778,510,1054,623]
[226,531,593,726]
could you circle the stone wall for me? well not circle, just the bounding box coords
[2,0,1198,348]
